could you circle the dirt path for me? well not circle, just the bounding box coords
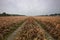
[34,20,55,40]
[7,20,27,40]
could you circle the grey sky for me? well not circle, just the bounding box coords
[0,0,60,16]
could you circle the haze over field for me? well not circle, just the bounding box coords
[0,0,60,16]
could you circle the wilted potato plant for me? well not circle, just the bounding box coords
[14,17,45,40]
[0,16,27,40]
[34,16,60,40]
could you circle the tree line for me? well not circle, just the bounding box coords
[0,12,60,16]
[37,13,60,16]
[49,13,60,16]
[0,12,25,16]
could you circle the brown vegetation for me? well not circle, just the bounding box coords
[14,17,45,40]
[0,16,60,40]
[34,16,60,40]
[0,16,27,40]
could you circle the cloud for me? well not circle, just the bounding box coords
[0,0,60,16]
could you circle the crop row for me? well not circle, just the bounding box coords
[14,18,46,40]
[34,16,60,40]
[0,16,27,40]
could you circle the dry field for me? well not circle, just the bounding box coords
[34,16,60,40]
[0,16,60,40]
[7,17,55,40]
[13,18,45,40]
[0,16,27,40]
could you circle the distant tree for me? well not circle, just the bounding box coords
[2,12,7,16]
[49,13,60,16]
[2,12,6,14]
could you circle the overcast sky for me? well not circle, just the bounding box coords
[0,0,60,16]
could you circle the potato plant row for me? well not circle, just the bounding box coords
[34,16,60,40]
[0,16,27,40]
[14,17,46,40]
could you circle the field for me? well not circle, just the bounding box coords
[34,16,60,40]
[0,16,60,40]
[0,16,27,40]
